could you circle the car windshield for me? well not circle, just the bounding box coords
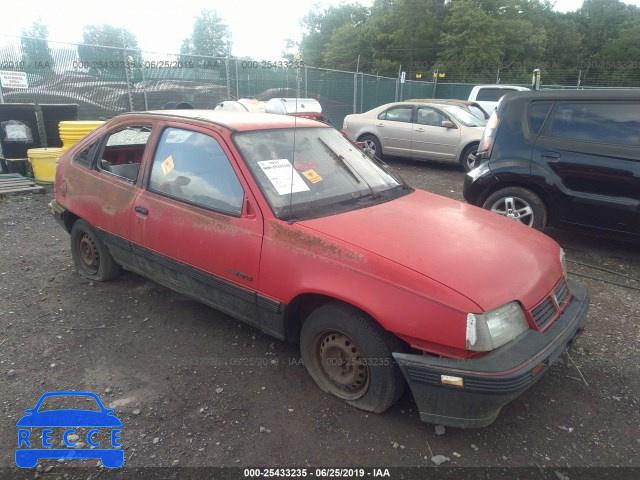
[37,395,101,412]
[233,127,409,221]
[442,105,486,127]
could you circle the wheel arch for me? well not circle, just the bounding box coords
[459,141,479,164]
[282,292,404,348]
[63,210,81,233]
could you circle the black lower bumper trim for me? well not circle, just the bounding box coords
[393,280,589,428]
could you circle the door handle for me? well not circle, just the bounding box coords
[376,123,385,127]
[415,128,425,132]
[134,206,148,215]
[541,151,561,161]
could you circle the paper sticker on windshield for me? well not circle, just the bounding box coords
[302,169,323,184]
[161,155,175,176]
[165,130,192,143]
[258,159,310,195]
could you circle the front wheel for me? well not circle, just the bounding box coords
[360,134,382,159]
[482,187,547,230]
[70,219,122,281]
[300,302,405,413]
[460,144,479,172]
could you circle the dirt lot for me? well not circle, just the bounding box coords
[1,159,639,479]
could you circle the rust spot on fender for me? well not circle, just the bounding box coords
[268,221,365,264]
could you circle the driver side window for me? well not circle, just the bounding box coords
[416,107,446,127]
[148,128,244,216]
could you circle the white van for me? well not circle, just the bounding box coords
[468,85,530,113]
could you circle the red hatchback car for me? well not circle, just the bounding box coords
[50,111,589,428]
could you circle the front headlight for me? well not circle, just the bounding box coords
[466,302,529,352]
[560,248,567,278]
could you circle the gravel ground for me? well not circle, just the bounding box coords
[1,158,639,479]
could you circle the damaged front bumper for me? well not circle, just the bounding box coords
[393,280,589,428]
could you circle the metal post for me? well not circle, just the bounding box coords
[140,59,149,110]
[304,65,308,98]
[122,49,134,111]
[353,73,357,114]
[225,57,231,100]
[395,65,401,101]
[360,73,364,113]
[235,58,239,99]
[433,69,439,99]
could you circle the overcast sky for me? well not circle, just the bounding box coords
[3,0,640,60]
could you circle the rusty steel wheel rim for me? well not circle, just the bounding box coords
[77,231,100,274]
[313,330,370,400]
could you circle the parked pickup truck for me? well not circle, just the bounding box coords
[468,85,529,113]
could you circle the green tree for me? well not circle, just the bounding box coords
[438,0,504,81]
[300,3,370,67]
[180,9,230,58]
[21,20,54,75]
[78,25,141,79]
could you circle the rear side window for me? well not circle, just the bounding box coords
[378,106,412,123]
[528,102,553,135]
[476,88,517,102]
[547,102,640,146]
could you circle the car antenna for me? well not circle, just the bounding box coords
[287,100,299,224]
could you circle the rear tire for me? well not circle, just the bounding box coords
[482,187,547,230]
[360,134,382,159]
[300,302,405,413]
[70,219,122,281]
[460,144,479,172]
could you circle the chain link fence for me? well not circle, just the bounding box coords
[2,35,639,130]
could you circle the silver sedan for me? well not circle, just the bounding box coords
[342,102,485,171]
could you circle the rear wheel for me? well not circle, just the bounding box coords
[460,144,479,172]
[360,134,382,159]
[482,187,547,230]
[300,302,405,413]
[70,219,122,281]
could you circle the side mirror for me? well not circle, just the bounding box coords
[441,120,456,129]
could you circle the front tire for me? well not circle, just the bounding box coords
[360,134,382,159]
[70,219,122,281]
[482,187,547,230]
[300,302,405,413]
[460,144,479,172]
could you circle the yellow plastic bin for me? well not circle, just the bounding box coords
[27,148,64,184]
[59,121,104,150]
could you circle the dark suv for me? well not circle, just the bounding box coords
[463,90,640,239]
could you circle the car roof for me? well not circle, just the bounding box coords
[120,110,326,132]
[502,89,640,103]
[407,99,475,106]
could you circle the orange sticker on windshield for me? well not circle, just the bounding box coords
[302,169,323,184]
[161,155,175,176]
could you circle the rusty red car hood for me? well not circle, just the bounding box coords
[299,189,562,311]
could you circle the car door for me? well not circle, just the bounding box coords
[128,124,266,327]
[374,105,414,156]
[411,106,461,161]
[533,101,640,233]
[63,123,153,268]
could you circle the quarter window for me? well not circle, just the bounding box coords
[98,126,151,181]
[547,103,640,146]
[528,102,553,135]
[148,128,244,216]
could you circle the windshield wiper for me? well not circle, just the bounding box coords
[365,151,412,191]
[317,138,380,199]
